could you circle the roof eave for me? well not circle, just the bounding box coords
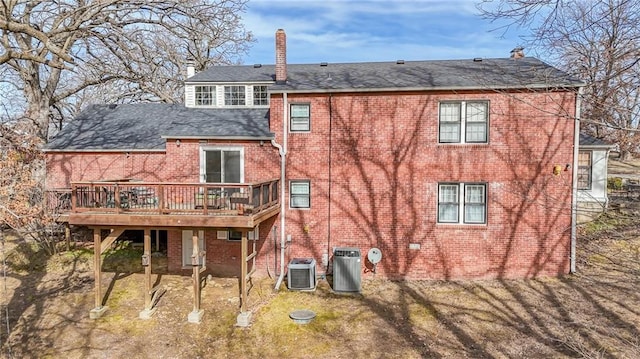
[268,84,585,94]
[161,135,275,141]
[185,80,275,85]
[42,148,166,153]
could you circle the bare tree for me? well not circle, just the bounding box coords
[0,0,254,140]
[478,0,640,158]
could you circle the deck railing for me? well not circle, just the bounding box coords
[46,179,279,216]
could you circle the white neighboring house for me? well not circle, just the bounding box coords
[577,133,614,222]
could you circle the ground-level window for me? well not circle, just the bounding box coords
[438,183,487,224]
[290,180,310,209]
[217,226,258,241]
[578,151,592,190]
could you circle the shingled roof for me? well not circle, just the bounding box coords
[188,57,584,92]
[45,104,272,151]
[579,133,614,148]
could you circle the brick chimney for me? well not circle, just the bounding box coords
[510,47,525,59]
[275,29,287,83]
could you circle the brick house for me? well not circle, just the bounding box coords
[44,29,584,323]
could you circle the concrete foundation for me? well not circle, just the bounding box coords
[139,308,157,320]
[89,306,108,319]
[187,309,204,323]
[236,311,252,327]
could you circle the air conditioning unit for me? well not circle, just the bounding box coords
[288,258,316,290]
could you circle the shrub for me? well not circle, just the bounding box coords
[608,177,624,191]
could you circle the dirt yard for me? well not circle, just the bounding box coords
[1,201,639,358]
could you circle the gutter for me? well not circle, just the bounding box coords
[42,148,166,153]
[570,86,584,274]
[273,93,288,291]
[268,84,585,95]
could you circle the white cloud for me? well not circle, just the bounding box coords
[242,0,527,64]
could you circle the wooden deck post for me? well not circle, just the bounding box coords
[65,223,71,251]
[89,228,107,319]
[188,230,204,323]
[236,229,252,327]
[139,228,156,319]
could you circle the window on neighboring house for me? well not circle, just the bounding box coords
[195,85,216,106]
[290,180,310,208]
[578,151,592,190]
[290,104,310,132]
[224,85,246,106]
[438,183,486,224]
[253,85,269,106]
[439,101,488,143]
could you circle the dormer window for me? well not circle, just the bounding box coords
[253,85,269,106]
[186,83,271,108]
[224,85,246,106]
[195,86,216,106]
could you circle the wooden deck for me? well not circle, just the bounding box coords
[46,179,280,228]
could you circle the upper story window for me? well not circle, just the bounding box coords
[224,85,246,106]
[290,180,310,209]
[439,101,488,144]
[577,151,592,190]
[438,183,487,224]
[253,85,269,106]
[290,104,310,132]
[195,85,216,106]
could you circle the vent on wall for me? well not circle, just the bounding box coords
[287,258,316,290]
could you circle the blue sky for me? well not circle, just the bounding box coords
[241,0,530,65]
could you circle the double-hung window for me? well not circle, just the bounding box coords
[253,85,269,106]
[195,85,216,106]
[439,101,488,143]
[577,151,592,190]
[290,180,310,209]
[224,85,246,106]
[290,104,310,132]
[438,183,486,224]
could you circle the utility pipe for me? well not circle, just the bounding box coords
[570,86,584,273]
[273,93,288,290]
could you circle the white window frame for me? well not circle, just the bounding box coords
[577,151,592,190]
[195,85,216,107]
[437,183,487,224]
[438,101,489,144]
[290,103,310,132]
[199,146,245,184]
[289,180,310,209]
[253,85,269,106]
[224,85,246,106]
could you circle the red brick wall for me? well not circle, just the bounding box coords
[45,140,279,188]
[47,88,576,281]
[166,217,277,275]
[270,89,577,280]
[46,139,281,277]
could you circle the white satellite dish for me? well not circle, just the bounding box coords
[367,248,382,264]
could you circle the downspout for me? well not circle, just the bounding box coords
[326,93,333,274]
[570,86,583,274]
[273,92,288,290]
